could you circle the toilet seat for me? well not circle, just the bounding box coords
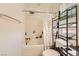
[42,49,60,56]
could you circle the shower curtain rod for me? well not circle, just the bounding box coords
[0,13,22,23]
[23,9,58,14]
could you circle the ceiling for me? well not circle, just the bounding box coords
[23,3,60,14]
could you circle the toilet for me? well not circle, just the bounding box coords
[42,49,60,56]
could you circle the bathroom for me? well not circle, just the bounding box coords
[0,3,79,56]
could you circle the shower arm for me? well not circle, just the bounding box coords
[0,13,22,23]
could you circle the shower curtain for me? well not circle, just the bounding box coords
[43,14,53,50]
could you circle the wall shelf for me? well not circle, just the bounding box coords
[53,5,78,56]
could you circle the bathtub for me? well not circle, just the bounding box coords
[22,45,44,56]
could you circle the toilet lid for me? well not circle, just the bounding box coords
[43,49,60,56]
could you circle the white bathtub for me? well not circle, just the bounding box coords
[22,45,44,56]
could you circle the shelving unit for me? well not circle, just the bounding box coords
[67,6,78,56]
[53,5,78,56]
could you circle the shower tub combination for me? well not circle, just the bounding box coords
[22,45,44,56]
[22,44,60,56]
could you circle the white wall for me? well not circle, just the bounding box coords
[25,13,44,45]
[24,3,59,45]
[0,4,25,56]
